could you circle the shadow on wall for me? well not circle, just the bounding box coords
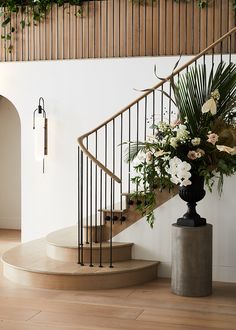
[0,95,21,230]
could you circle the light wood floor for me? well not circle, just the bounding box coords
[0,229,236,330]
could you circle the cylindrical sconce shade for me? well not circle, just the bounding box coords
[33,97,48,172]
[34,114,46,161]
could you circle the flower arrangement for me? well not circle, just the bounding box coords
[128,62,236,227]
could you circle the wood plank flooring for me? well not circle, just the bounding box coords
[0,229,236,330]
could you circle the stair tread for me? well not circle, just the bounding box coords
[98,209,126,213]
[46,225,133,249]
[2,238,159,276]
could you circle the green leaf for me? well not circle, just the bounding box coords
[20,20,25,29]
[1,17,11,27]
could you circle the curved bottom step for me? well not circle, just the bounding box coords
[46,225,133,263]
[2,239,159,290]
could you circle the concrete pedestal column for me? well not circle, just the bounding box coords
[171,224,212,297]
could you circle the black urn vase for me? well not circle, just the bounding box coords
[177,174,206,227]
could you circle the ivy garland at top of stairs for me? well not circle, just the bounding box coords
[0,0,236,53]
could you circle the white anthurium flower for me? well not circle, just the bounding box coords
[216,145,236,154]
[202,98,217,115]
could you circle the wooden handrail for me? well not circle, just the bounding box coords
[78,27,236,183]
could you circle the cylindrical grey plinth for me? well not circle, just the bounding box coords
[171,224,212,297]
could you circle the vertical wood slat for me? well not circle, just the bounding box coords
[0,0,235,62]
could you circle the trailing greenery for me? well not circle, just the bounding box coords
[127,62,236,227]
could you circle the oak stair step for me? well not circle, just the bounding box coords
[1,238,159,290]
[46,226,133,263]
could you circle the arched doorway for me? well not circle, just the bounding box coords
[0,96,21,230]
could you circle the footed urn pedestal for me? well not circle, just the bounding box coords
[171,174,212,297]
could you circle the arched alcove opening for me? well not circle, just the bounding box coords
[0,95,21,232]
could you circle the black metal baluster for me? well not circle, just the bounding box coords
[78,146,81,264]
[80,150,84,266]
[144,96,147,140]
[105,124,107,209]
[120,114,123,209]
[152,90,155,134]
[161,85,164,122]
[109,177,113,268]
[89,159,93,267]
[220,41,223,63]
[136,102,139,193]
[95,131,98,242]
[99,169,103,267]
[86,138,89,244]
[128,108,131,194]
[169,81,172,124]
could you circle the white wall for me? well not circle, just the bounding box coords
[114,176,236,282]
[0,96,21,229]
[0,55,235,282]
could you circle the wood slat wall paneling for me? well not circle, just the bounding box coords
[0,0,235,62]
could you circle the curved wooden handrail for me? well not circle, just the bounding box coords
[78,26,236,183]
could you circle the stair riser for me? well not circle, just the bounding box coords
[47,244,132,263]
[3,263,158,290]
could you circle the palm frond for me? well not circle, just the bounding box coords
[171,61,236,135]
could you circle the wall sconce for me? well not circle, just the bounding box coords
[33,97,48,173]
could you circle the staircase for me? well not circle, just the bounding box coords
[2,226,158,290]
[2,27,236,290]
